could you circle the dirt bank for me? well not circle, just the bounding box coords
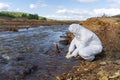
[58,17,120,80]
[0,17,80,31]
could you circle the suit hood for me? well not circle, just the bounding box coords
[69,24,83,34]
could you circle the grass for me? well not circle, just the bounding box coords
[0,11,47,20]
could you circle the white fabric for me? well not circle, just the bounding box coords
[67,24,103,61]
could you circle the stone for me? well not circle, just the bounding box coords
[101,76,108,80]
[99,62,107,65]
[109,72,120,79]
[56,76,60,80]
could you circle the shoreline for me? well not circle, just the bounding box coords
[0,19,80,31]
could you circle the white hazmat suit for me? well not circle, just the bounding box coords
[66,24,103,61]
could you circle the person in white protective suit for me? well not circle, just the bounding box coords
[66,24,103,61]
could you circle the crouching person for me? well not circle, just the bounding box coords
[66,24,103,61]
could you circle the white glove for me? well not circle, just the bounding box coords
[66,54,73,59]
[66,52,72,59]
[67,52,71,55]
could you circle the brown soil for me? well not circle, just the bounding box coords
[58,17,120,80]
[0,17,79,31]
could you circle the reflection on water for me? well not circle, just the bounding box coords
[18,27,43,32]
[0,25,79,80]
[0,25,67,41]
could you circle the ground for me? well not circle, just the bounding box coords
[57,17,120,80]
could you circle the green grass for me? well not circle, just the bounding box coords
[0,11,47,20]
[113,14,120,18]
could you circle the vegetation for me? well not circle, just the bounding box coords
[113,14,120,18]
[0,11,47,20]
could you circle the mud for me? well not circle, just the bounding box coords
[0,25,79,80]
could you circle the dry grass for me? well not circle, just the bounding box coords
[0,17,80,26]
[5,26,18,32]
[0,26,19,32]
[0,17,80,31]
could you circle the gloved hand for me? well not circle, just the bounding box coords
[66,52,73,59]
[67,52,71,55]
[66,54,73,59]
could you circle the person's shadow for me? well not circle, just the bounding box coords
[95,50,106,61]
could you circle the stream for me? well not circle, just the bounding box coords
[0,25,79,80]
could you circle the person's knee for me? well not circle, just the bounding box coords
[78,50,89,57]
[79,51,90,57]
[98,45,103,53]
[93,45,103,54]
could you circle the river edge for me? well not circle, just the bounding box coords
[0,25,81,80]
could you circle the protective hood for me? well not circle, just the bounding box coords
[69,24,84,40]
[69,24,83,34]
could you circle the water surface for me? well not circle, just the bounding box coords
[0,25,79,80]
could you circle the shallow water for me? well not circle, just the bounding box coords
[0,25,79,80]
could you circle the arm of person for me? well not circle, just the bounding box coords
[71,48,79,57]
[79,30,93,48]
[71,31,94,58]
[66,38,75,59]
[68,38,75,53]
[66,47,80,59]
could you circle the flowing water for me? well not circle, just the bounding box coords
[0,25,79,80]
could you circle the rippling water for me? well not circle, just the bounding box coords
[0,25,79,80]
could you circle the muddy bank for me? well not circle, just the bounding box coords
[0,25,80,80]
[0,17,80,31]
